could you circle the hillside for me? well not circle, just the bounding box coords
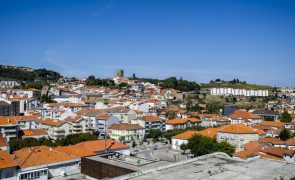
[201,82,274,91]
[0,65,62,82]
[132,76,200,92]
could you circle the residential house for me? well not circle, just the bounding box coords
[171,128,218,150]
[75,139,130,155]
[259,121,286,137]
[21,129,48,139]
[199,114,231,127]
[230,110,262,125]
[0,117,18,141]
[217,124,259,151]
[0,100,20,116]
[95,114,120,136]
[133,116,166,133]
[252,110,280,121]
[0,133,9,152]
[107,107,136,123]
[108,124,145,142]
[13,145,93,179]
[166,118,202,130]
[0,150,18,180]
[14,116,39,130]
[63,103,86,112]
[64,116,89,134]
[36,119,72,140]
[260,147,295,163]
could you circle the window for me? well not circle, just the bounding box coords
[20,174,28,180]
[221,135,224,139]
[5,171,13,178]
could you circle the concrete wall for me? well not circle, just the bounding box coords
[217,132,259,151]
[171,139,188,150]
[0,167,17,180]
[81,157,135,179]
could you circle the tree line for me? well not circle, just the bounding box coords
[9,133,97,152]
[0,65,62,82]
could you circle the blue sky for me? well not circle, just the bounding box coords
[0,0,294,86]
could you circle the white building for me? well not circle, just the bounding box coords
[217,124,259,151]
[210,88,268,97]
[108,124,145,142]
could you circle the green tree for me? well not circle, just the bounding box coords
[232,97,237,104]
[132,141,137,148]
[180,143,188,154]
[280,110,292,123]
[119,136,125,142]
[216,141,235,155]
[85,75,97,86]
[146,129,162,141]
[279,128,291,141]
[187,135,235,157]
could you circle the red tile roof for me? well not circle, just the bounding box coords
[230,110,261,119]
[218,124,258,134]
[173,128,218,140]
[37,118,66,127]
[12,146,77,168]
[0,133,8,147]
[22,129,48,137]
[75,139,128,152]
[0,150,18,169]
[108,124,144,130]
[260,121,285,128]
[142,116,163,122]
[166,118,201,125]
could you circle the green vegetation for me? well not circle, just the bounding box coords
[144,129,162,141]
[180,143,188,154]
[280,110,292,123]
[134,76,200,92]
[206,103,222,114]
[9,133,97,152]
[279,128,291,141]
[202,79,274,91]
[85,75,115,87]
[132,141,137,148]
[0,65,62,82]
[187,135,235,156]
[40,92,55,103]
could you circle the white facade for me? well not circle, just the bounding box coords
[217,132,259,151]
[171,138,188,150]
[210,88,268,97]
[109,128,145,141]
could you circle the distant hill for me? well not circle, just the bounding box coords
[132,76,201,92]
[0,65,62,82]
[201,82,274,91]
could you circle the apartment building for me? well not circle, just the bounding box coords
[217,124,259,151]
[108,124,145,142]
[166,118,202,130]
[133,116,166,133]
[210,88,268,97]
[36,119,72,140]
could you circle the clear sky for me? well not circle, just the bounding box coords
[0,0,294,86]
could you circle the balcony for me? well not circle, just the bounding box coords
[54,129,65,135]
[4,128,16,132]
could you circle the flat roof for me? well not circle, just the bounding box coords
[124,154,295,180]
[86,154,171,172]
